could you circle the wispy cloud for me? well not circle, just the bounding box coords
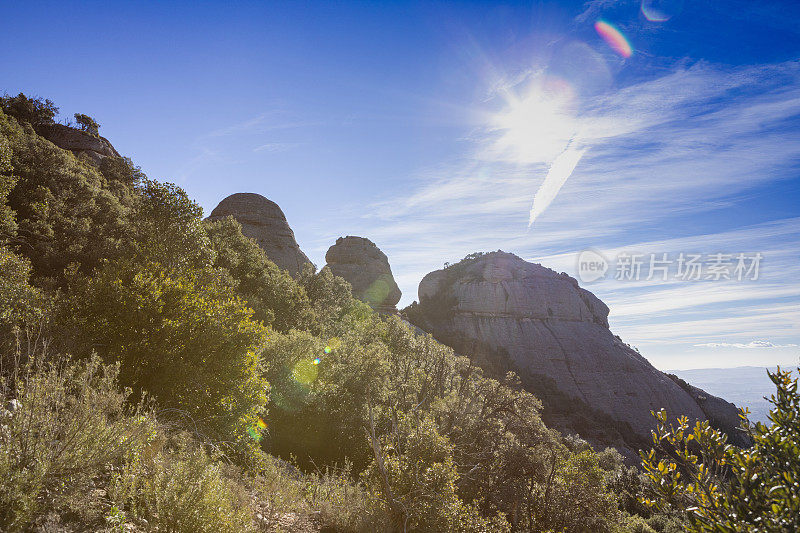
[253,142,300,153]
[204,109,321,139]
[529,142,587,225]
[695,341,799,349]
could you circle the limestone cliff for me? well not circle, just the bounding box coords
[208,193,311,276]
[325,236,401,313]
[406,251,748,455]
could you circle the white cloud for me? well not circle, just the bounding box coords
[253,142,299,153]
[694,341,799,349]
[529,142,588,226]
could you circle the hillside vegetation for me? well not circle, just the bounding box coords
[0,95,797,532]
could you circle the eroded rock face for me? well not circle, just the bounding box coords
[208,193,311,276]
[37,124,120,165]
[325,236,401,313]
[409,251,748,455]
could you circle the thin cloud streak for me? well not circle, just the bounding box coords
[529,141,587,226]
[695,341,799,348]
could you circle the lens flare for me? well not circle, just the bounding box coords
[594,20,632,58]
[364,277,391,305]
[641,0,683,22]
[247,427,261,442]
[323,346,332,354]
[312,357,321,365]
[292,359,319,385]
[247,417,267,442]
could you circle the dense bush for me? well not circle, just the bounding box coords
[60,259,269,447]
[0,355,145,530]
[641,368,800,532]
[1,108,132,284]
[0,93,59,127]
[110,436,254,533]
[206,216,313,331]
[0,133,16,240]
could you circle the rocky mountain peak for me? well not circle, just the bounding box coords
[409,251,748,458]
[419,251,609,327]
[325,235,401,313]
[207,193,311,276]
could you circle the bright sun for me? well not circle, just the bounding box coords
[490,76,579,165]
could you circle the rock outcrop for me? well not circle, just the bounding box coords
[208,193,311,276]
[325,236,401,313]
[407,251,748,457]
[37,124,120,165]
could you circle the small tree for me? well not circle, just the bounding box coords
[641,368,800,532]
[73,113,99,136]
[0,93,58,126]
[61,259,269,447]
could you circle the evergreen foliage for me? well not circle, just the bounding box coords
[73,113,100,136]
[642,368,800,532]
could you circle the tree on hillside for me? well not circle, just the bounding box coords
[205,217,313,331]
[641,368,800,532]
[73,113,99,136]
[1,109,131,283]
[0,134,16,241]
[127,179,213,272]
[61,258,269,448]
[0,93,58,126]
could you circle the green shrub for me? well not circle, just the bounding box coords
[1,108,132,283]
[641,368,800,532]
[0,351,267,532]
[0,131,16,240]
[246,457,390,532]
[74,113,100,136]
[61,259,269,448]
[363,414,511,532]
[530,449,622,533]
[616,513,657,533]
[0,355,146,531]
[110,435,254,533]
[205,216,313,331]
[0,93,59,126]
[0,246,46,358]
[127,178,214,272]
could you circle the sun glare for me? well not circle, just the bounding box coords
[491,76,578,165]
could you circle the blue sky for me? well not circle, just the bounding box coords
[3,0,799,369]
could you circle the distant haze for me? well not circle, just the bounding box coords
[670,366,785,424]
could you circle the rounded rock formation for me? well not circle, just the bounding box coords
[325,236,401,313]
[409,251,748,457]
[208,193,311,276]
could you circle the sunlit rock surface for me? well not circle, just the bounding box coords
[409,251,748,456]
[37,123,120,165]
[325,236,401,313]
[208,193,311,276]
